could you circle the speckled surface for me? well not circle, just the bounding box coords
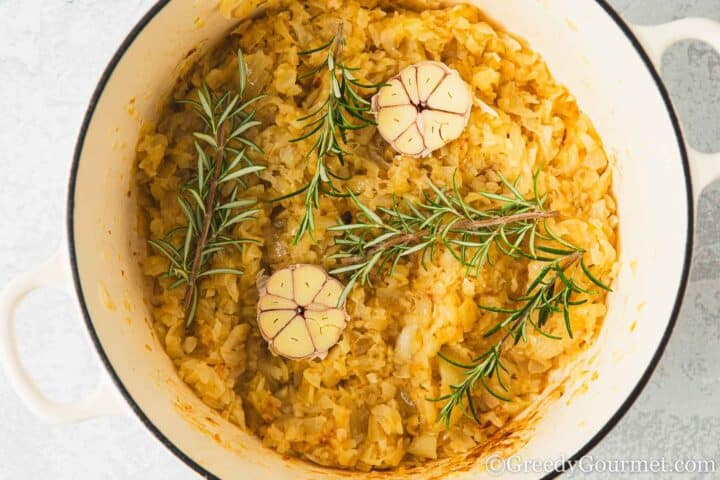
[0,1,718,478]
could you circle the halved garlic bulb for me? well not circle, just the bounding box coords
[256,265,349,360]
[372,61,472,157]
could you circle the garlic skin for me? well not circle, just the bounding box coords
[372,61,472,157]
[256,265,349,360]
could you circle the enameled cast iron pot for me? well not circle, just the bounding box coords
[2,1,720,479]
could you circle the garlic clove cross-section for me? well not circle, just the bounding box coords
[256,264,349,360]
[372,61,472,158]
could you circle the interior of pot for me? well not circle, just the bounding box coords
[69,0,690,478]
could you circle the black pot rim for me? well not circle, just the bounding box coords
[66,1,694,479]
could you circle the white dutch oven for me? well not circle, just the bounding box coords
[1,1,719,479]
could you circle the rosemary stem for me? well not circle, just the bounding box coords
[455,209,559,230]
[344,209,559,263]
[182,122,228,322]
[333,23,344,60]
[558,250,583,269]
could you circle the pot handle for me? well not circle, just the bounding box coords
[633,18,720,202]
[0,249,127,423]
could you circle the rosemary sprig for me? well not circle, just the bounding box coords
[328,169,612,426]
[149,49,266,327]
[429,248,611,428]
[328,171,557,305]
[277,24,383,244]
